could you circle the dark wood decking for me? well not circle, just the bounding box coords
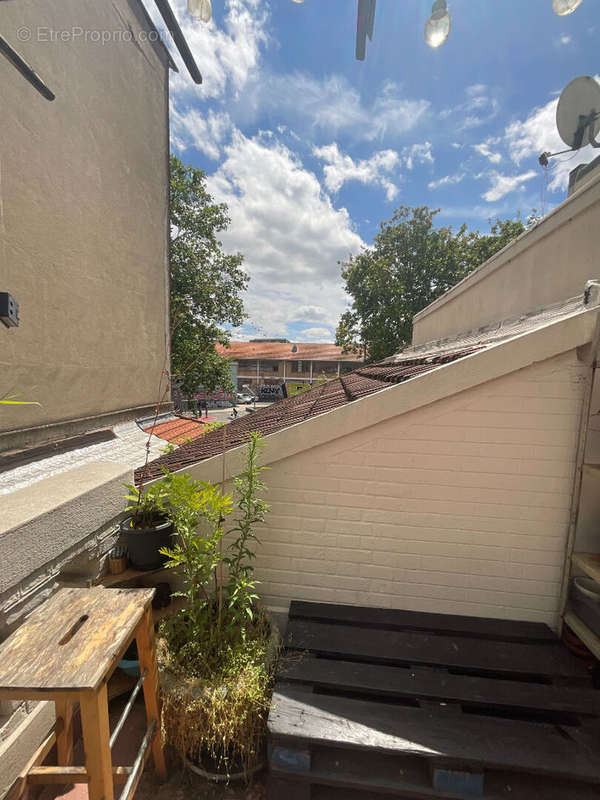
[267,601,600,799]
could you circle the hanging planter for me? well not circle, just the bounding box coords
[120,515,174,571]
[122,481,174,571]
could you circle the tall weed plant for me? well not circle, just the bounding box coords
[156,432,273,773]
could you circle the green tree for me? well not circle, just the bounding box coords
[335,206,526,362]
[170,155,247,399]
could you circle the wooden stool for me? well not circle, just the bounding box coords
[0,588,167,800]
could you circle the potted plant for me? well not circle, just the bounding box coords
[156,432,277,781]
[121,480,173,570]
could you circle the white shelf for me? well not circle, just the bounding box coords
[571,552,600,583]
[563,610,600,660]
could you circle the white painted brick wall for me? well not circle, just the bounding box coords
[254,350,587,628]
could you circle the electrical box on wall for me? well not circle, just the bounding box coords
[0,292,19,327]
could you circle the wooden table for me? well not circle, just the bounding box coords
[0,587,166,800]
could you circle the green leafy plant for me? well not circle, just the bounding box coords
[225,432,269,628]
[159,470,233,655]
[0,392,41,406]
[336,205,528,361]
[169,155,247,402]
[204,420,226,434]
[156,434,274,776]
[123,480,170,529]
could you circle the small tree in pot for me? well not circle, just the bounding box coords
[157,433,276,780]
[121,481,173,571]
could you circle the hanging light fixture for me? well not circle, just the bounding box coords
[552,0,584,14]
[187,0,212,22]
[424,0,451,48]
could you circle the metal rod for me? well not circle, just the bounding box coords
[109,670,147,750]
[0,36,55,100]
[118,720,156,800]
[152,0,202,84]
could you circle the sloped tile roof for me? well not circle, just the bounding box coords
[216,341,363,362]
[134,348,476,484]
[135,294,591,485]
[142,416,210,445]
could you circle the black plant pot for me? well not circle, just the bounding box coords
[120,516,174,571]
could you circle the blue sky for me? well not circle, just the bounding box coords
[144,0,598,341]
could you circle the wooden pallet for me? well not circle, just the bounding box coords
[267,601,600,799]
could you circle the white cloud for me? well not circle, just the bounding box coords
[300,327,334,341]
[442,84,500,131]
[246,75,430,142]
[466,84,486,98]
[289,305,331,322]
[482,170,537,202]
[403,141,434,170]
[141,0,268,101]
[557,34,572,46]
[473,140,502,164]
[313,143,400,200]
[428,173,465,190]
[207,130,365,338]
[170,107,232,158]
[504,97,598,193]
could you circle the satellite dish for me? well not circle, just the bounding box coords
[556,75,600,149]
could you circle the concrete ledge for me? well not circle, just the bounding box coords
[1,461,130,594]
[0,701,54,799]
[0,402,172,453]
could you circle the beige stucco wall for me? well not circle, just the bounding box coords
[412,172,600,345]
[0,0,171,444]
[245,350,587,628]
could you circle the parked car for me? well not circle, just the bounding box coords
[236,392,255,404]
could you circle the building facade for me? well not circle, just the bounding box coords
[1,0,173,453]
[217,340,364,397]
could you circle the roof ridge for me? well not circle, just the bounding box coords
[338,373,356,401]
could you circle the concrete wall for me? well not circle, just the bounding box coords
[0,460,130,796]
[0,0,171,446]
[412,172,600,345]
[253,350,586,628]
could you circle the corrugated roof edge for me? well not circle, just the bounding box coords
[389,294,587,361]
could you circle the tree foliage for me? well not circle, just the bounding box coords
[170,155,247,398]
[336,206,528,363]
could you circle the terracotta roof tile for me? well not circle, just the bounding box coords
[134,347,477,484]
[142,416,208,445]
[216,341,363,362]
